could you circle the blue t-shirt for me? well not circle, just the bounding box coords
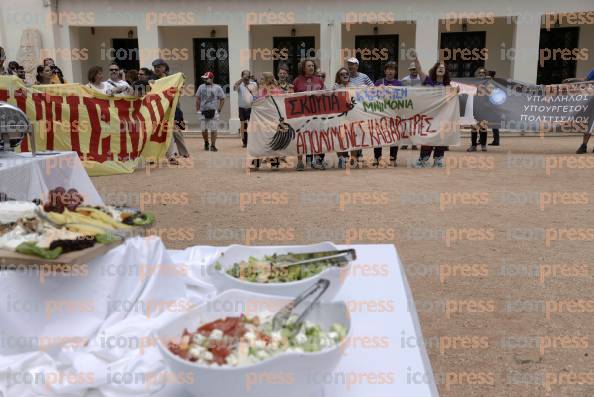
[586,68,594,82]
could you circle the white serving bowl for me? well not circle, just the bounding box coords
[155,289,351,397]
[205,242,351,301]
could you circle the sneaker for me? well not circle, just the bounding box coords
[204,142,209,151]
[242,143,247,148]
[466,146,477,152]
[372,159,380,168]
[401,145,408,150]
[414,158,429,168]
[296,161,305,171]
[576,144,587,154]
[168,157,179,165]
[411,145,418,150]
[481,145,487,152]
[250,159,260,170]
[210,146,218,152]
[489,141,499,146]
[433,157,444,168]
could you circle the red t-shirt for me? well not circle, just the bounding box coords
[292,75,325,92]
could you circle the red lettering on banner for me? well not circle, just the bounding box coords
[131,99,148,153]
[114,99,144,161]
[144,94,167,143]
[284,92,350,119]
[344,122,357,147]
[296,131,307,155]
[319,129,332,152]
[360,124,369,147]
[0,89,8,102]
[14,89,30,151]
[83,97,112,162]
[31,94,63,150]
[65,96,82,157]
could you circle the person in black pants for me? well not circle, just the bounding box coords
[487,70,500,146]
[467,121,488,152]
[415,61,450,168]
[490,128,500,146]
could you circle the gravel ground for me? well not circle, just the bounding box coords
[93,136,594,397]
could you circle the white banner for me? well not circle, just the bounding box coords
[247,86,461,157]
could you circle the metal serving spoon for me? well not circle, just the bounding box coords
[272,278,330,334]
[272,249,356,269]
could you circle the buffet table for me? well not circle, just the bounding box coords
[0,152,103,204]
[0,240,437,397]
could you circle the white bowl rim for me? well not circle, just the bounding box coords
[209,243,349,287]
[155,289,351,372]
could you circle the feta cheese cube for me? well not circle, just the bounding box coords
[294,333,307,345]
[210,329,224,341]
[192,333,206,345]
[254,340,266,349]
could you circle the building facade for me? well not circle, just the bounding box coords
[1,0,593,130]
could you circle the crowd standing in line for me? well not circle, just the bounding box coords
[2,43,594,164]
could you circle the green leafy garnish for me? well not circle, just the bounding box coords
[95,233,122,244]
[16,242,62,259]
[132,212,155,226]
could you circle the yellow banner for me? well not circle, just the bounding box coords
[0,74,184,176]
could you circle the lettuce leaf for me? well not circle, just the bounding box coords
[16,242,62,260]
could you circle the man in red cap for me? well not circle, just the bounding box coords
[196,71,225,152]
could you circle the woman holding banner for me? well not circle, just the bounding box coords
[415,62,450,168]
[334,67,352,168]
[467,67,489,152]
[373,61,401,167]
[86,66,109,94]
[293,58,326,171]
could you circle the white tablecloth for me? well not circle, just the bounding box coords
[0,152,103,204]
[0,242,437,397]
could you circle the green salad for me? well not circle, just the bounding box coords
[216,252,340,283]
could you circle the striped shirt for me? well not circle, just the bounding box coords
[349,72,373,87]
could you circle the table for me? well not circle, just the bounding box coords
[0,151,103,204]
[0,242,438,397]
[160,244,438,397]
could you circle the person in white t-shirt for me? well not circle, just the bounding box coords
[105,63,132,96]
[233,70,258,147]
[86,66,109,94]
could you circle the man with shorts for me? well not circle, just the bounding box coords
[196,71,225,152]
[234,70,258,147]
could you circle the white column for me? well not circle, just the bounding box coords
[137,25,160,68]
[320,19,342,77]
[511,16,541,83]
[414,17,439,71]
[227,22,251,133]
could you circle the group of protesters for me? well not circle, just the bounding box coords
[2,43,593,167]
[235,53,478,170]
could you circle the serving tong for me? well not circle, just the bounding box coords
[272,248,356,269]
[272,278,330,335]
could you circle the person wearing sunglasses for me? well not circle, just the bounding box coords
[333,67,352,168]
[106,62,132,96]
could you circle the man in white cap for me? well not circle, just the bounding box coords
[196,71,225,152]
[346,57,373,87]
[402,62,423,85]
[400,61,423,150]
